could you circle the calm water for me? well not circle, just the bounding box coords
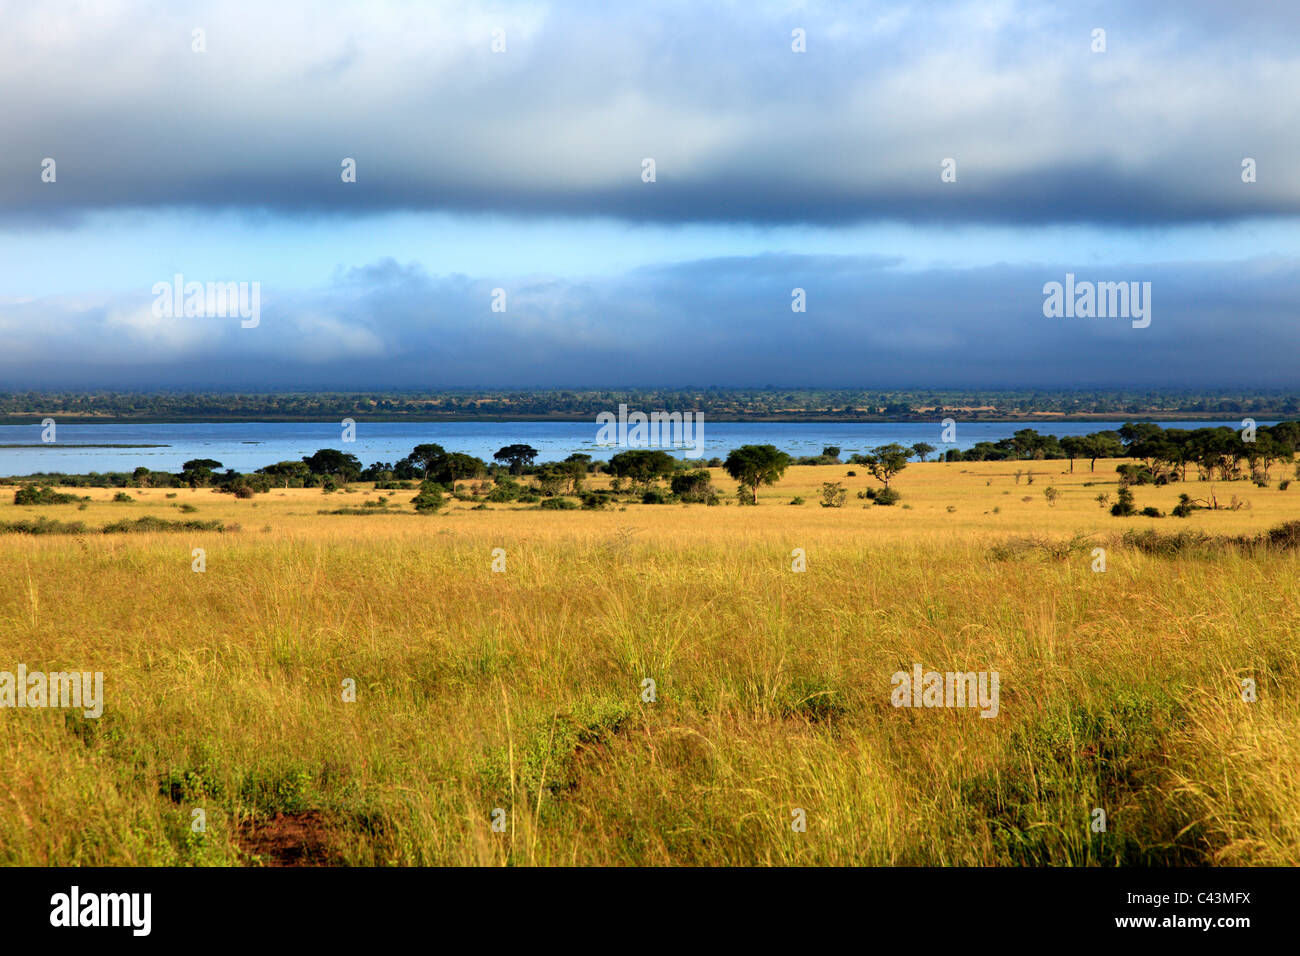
[0,419,1266,476]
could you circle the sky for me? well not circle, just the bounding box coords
[1,0,1298,390]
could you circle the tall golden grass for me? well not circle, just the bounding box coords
[0,459,1296,865]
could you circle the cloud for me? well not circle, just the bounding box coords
[2,0,1298,227]
[2,253,1297,388]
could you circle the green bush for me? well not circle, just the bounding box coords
[539,497,579,510]
[872,487,901,506]
[1110,487,1136,517]
[485,479,522,503]
[13,486,87,505]
[819,482,847,508]
[411,482,445,513]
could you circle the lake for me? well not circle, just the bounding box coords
[0,419,1266,477]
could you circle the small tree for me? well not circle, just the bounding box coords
[435,452,486,485]
[561,453,592,493]
[411,481,445,513]
[302,449,362,483]
[820,481,847,508]
[854,443,910,489]
[1083,432,1125,473]
[409,443,448,478]
[723,445,793,505]
[670,469,717,504]
[260,460,311,489]
[1060,436,1086,473]
[1110,486,1136,517]
[181,458,223,488]
[608,449,675,489]
[494,444,539,476]
[1043,486,1060,507]
[911,442,936,463]
[535,467,566,497]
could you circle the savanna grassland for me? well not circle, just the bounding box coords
[1,460,1297,866]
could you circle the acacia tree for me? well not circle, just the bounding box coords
[608,449,675,489]
[494,444,539,476]
[854,443,910,488]
[302,448,362,482]
[911,442,935,463]
[181,458,223,488]
[1081,432,1124,473]
[723,444,792,504]
[1060,436,1086,473]
[434,452,487,484]
[561,453,591,493]
[260,460,311,488]
[409,443,447,478]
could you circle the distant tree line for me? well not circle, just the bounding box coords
[4,388,1300,423]
[9,423,1297,513]
[942,422,1300,483]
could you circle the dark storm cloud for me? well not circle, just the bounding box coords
[4,253,1297,389]
[2,0,1298,228]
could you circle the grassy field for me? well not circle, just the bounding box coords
[1,459,1297,866]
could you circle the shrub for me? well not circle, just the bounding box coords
[14,486,86,505]
[990,532,1094,561]
[872,487,901,506]
[1264,520,1300,550]
[112,492,134,503]
[819,482,847,508]
[485,479,522,503]
[669,470,718,504]
[411,482,445,513]
[0,517,89,535]
[789,496,804,505]
[539,497,579,510]
[1043,486,1059,507]
[641,488,677,505]
[1140,506,1164,518]
[233,485,255,499]
[1280,480,1291,491]
[1116,463,1156,486]
[100,517,225,534]
[1110,487,1136,517]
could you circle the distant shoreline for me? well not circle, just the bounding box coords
[0,413,1279,426]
